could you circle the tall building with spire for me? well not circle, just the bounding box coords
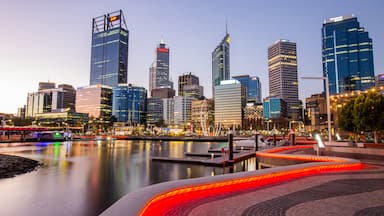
[149,40,173,92]
[268,39,300,119]
[212,29,230,98]
[322,15,375,95]
[90,10,129,87]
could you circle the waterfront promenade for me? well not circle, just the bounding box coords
[102,145,384,216]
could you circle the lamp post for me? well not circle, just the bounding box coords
[302,76,332,142]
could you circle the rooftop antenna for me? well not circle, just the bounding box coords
[225,20,228,34]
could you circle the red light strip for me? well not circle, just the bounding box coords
[139,145,362,216]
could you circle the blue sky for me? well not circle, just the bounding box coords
[1,0,383,113]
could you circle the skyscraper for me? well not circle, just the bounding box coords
[268,39,299,119]
[90,10,129,87]
[149,40,173,92]
[212,32,230,97]
[75,85,112,120]
[112,84,147,124]
[233,75,262,103]
[214,80,246,129]
[178,72,203,99]
[322,15,375,94]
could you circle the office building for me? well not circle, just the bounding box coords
[233,75,262,103]
[90,10,129,87]
[151,87,175,99]
[268,39,300,119]
[147,98,164,127]
[263,97,288,119]
[178,72,203,99]
[322,15,375,95]
[26,83,76,117]
[75,85,112,120]
[243,102,263,130]
[163,98,174,126]
[214,80,246,129]
[112,84,147,124]
[173,96,193,126]
[38,82,56,91]
[149,40,173,92]
[212,32,230,97]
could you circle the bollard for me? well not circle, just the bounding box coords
[291,133,296,145]
[255,134,259,152]
[255,133,259,170]
[273,134,277,146]
[228,132,233,161]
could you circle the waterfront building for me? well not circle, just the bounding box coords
[16,106,26,119]
[75,85,112,120]
[35,111,88,127]
[178,72,203,99]
[112,84,147,125]
[243,102,263,130]
[322,15,375,95]
[90,10,129,87]
[268,39,300,120]
[305,93,327,132]
[214,80,246,130]
[233,75,262,103]
[26,83,76,117]
[146,98,164,127]
[149,40,173,92]
[163,98,174,126]
[151,87,175,99]
[263,97,288,120]
[173,96,193,126]
[191,99,214,134]
[330,85,384,131]
[212,32,230,97]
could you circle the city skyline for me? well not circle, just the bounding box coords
[1,0,383,113]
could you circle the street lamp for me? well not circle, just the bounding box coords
[302,76,332,142]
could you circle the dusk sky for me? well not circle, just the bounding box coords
[1,0,383,114]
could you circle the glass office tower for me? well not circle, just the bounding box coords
[233,75,262,103]
[212,33,230,97]
[112,84,147,124]
[149,40,173,92]
[268,39,299,119]
[90,10,129,87]
[322,15,375,95]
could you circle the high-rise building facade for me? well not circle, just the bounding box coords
[263,97,288,119]
[90,10,129,87]
[75,85,112,120]
[147,98,164,127]
[268,39,300,119]
[233,75,262,103]
[151,87,175,99]
[376,74,384,87]
[149,40,173,92]
[112,84,147,124]
[322,15,375,95]
[214,80,246,129]
[178,72,203,99]
[173,96,193,126]
[212,33,230,97]
[26,83,76,117]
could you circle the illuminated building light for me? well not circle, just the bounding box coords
[138,145,362,216]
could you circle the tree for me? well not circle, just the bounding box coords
[339,98,356,134]
[339,91,384,143]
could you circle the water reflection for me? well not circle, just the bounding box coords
[0,140,256,216]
